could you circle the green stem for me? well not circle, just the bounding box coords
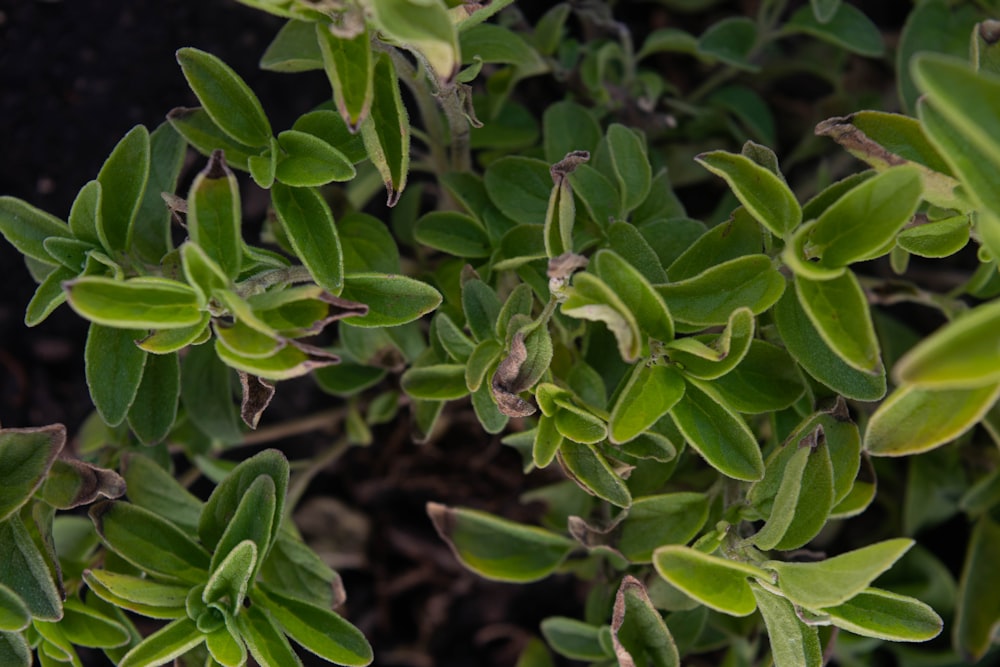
[235,265,314,297]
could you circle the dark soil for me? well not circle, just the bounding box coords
[0,1,585,665]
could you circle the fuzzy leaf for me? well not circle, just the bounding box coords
[339,273,442,327]
[271,182,344,295]
[617,493,709,563]
[369,0,460,81]
[316,20,373,130]
[696,151,800,237]
[750,584,822,667]
[652,546,766,616]
[0,515,62,621]
[954,514,1000,661]
[612,575,680,667]
[821,587,942,642]
[401,364,470,400]
[0,424,65,522]
[415,211,491,258]
[85,323,148,427]
[559,440,631,508]
[795,272,881,374]
[0,196,74,264]
[118,617,204,667]
[96,125,151,253]
[359,52,410,206]
[67,277,202,329]
[784,3,883,56]
[608,363,685,444]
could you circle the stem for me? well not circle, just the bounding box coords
[438,83,472,174]
[241,406,347,446]
[286,436,353,510]
[235,265,314,297]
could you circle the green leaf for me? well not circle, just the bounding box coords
[255,587,373,666]
[136,314,210,354]
[180,341,244,444]
[135,122,187,263]
[415,211,491,258]
[203,539,257,615]
[0,630,29,667]
[43,237,91,272]
[863,383,1000,456]
[540,617,611,661]
[750,584,822,667]
[562,272,642,362]
[339,213,401,274]
[0,196,74,265]
[656,255,784,328]
[57,597,130,649]
[275,130,356,187]
[95,125,150,253]
[118,617,204,667]
[894,300,1000,389]
[652,546,766,616]
[67,277,203,329]
[270,182,344,295]
[821,587,942,642]
[786,166,922,272]
[766,538,913,608]
[177,47,272,147]
[293,109,367,165]
[559,440,631,508]
[611,575,681,667]
[897,214,969,258]
[25,264,74,327]
[316,20,374,130]
[783,3,883,57]
[40,457,125,510]
[235,603,303,667]
[606,221,669,284]
[260,20,323,72]
[339,273,442,327]
[125,454,202,532]
[544,101,602,164]
[667,208,762,281]
[127,351,180,446]
[668,381,764,481]
[0,515,62,621]
[708,340,805,413]
[665,307,754,380]
[209,475,275,585]
[360,52,410,206]
[83,570,191,618]
[606,124,651,212]
[795,272,881,374]
[91,500,211,584]
[369,0,460,81]
[258,527,340,610]
[85,323,148,426]
[462,278,502,342]
[543,170,575,257]
[593,249,673,343]
[608,363,685,445]
[637,27,700,60]
[772,286,886,401]
[0,424,64,522]
[485,156,552,225]
[401,364,469,400]
[167,106,260,171]
[0,585,30,632]
[206,621,246,667]
[427,502,575,582]
[751,437,834,551]
[533,414,563,469]
[199,449,288,555]
[698,17,758,70]
[617,493,709,563]
[955,514,1000,661]
[696,151,800,237]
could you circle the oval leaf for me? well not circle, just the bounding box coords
[652,546,766,616]
[271,182,344,295]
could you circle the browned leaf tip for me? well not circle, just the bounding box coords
[491,331,537,417]
[239,372,276,429]
[815,115,907,168]
[547,252,589,281]
[203,149,229,179]
[53,459,126,510]
[550,150,591,183]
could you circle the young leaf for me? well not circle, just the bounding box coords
[118,617,204,667]
[206,621,247,667]
[821,587,942,642]
[795,272,881,374]
[427,502,576,582]
[25,264,74,327]
[593,249,673,343]
[656,255,784,327]
[122,454,203,533]
[617,493,709,563]
[270,182,344,295]
[236,603,303,667]
[209,475,275,585]
[540,617,612,662]
[562,272,642,362]
[360,52,410,206]
[168,106,260,171]
[96,125,151,253]
[533,414,564,469]
[558,440,631,508]
[0,584,30,632]
[894,300,1000,389]
[92,500,212,583]
[664,307,754,380]
[254,587,373,666]
[652,546,766,616]
[669,381,764,482]
[608,362,685,445]
[0,515,62,621]
[696,151,800,237]
[134,122,187,263]
[0,196,74,265]
[339,273,442,327]
[66,277,202,329]
[750,584,822,667]
[773,287,886,401]
[612,575,680,667]
[83,570,185,619]
[85,323,148,427]
[766,538,913,608]
[57,597,130,649]
[863,383,1000,456]
[177,47,272,147]
[368,0,460,82]
[199,449,288,556]
[954,514,1000,661]
[315,20,374,130]
[0,424,65,522]
[203,539,257,615]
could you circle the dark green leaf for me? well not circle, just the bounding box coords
[177,47,272,147]
[339,273,442,327]
[359,52,410,206]
[0,196,74,265]
[316,20,373,130]
[85,323,148,426]
[0,515,62,621]
[127,351,180,445]
[617,493,709,563]
[608,363,685,445]
[0,424,64,522]
[96,125,150,253]
[236,603,303,667]
[180,341,244,444]
[0,584,30,632]
[401,364,469,400]
[795,272,881,374]
[339,213,401,274]
[611,575,681,667]
[783,3,884,56]
[271,182,344,295]
[427,502,575,582]
[67,277,202,329]
[167,106,259,171]
[559,440,631,508]
[606,124,651,213]
[123,454,203,533]
[260,20,323,72]
[955,514,1000,660]
[485,156,552,225]
[415,211,491,258]
[698,18,758,70]
[134,122,187,262]
[118,617,204,667]
[25,265,74,327]
[544,101,602,164]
